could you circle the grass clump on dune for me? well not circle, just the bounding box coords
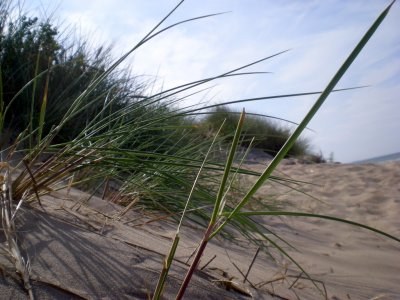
[0,0,310,224]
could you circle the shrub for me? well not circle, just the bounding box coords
[201,106,310,157]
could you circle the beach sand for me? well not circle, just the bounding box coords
[1,161,399,299]
[244,161,400,299]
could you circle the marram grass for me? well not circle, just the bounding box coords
[0,0,398,299]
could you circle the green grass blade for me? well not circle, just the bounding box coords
[139,0,184,44]
[187,86,366,115]
[211,1,395,238]
[149,50,289,101]
[210,109,245,224]
[218,137,255,216]
[3,69,48,123]
[38,60,51,143]
[233,211,400,243]
[29,51,41,149]
[152,235,180,300]
[142,12,229,47]
[189,111,309,129]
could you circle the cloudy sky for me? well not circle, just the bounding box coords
[26,0,400,163]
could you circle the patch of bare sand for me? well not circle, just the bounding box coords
[242,161,400,299]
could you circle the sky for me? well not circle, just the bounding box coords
[25,0,400,163]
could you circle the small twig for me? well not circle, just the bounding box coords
[288,271,303,289]
[101,177,109,200]
[288,285,302,300]
[223,247,257,288]
[22,160,44,210]
[80,205,114,219]
[59,206,100,231]
[243,246,260,283]
[99,217,107,235]
[185,244,200,264]
[67,173,74,196]
[211,279,253,297]
[70,182,101,211]
[263,272,327,300]
[131,212,174,227]
[200,254,216,270]
[114,196,139,220]
[287,274,328,300]
[256,275,286,288]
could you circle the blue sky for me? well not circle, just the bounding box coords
[26,0,400,163]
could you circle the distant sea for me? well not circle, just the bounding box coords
[353,152,400,164]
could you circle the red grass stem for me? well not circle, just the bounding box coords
[175,224,214,300]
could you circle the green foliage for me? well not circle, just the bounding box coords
[0,7,147,144]
[201,106,309,157]
[0,14,59,131]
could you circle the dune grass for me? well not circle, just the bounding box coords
[0,0,399,299]
[0,0,321,233]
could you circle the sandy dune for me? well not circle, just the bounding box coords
[244,161,400,299]
[1,161,399,299]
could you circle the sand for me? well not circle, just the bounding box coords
[1,161,399,299]
[244,161,400,299]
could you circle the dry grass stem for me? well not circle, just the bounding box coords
[200,254,217,270]
[243,246,260,283]
[1,161,34,299]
